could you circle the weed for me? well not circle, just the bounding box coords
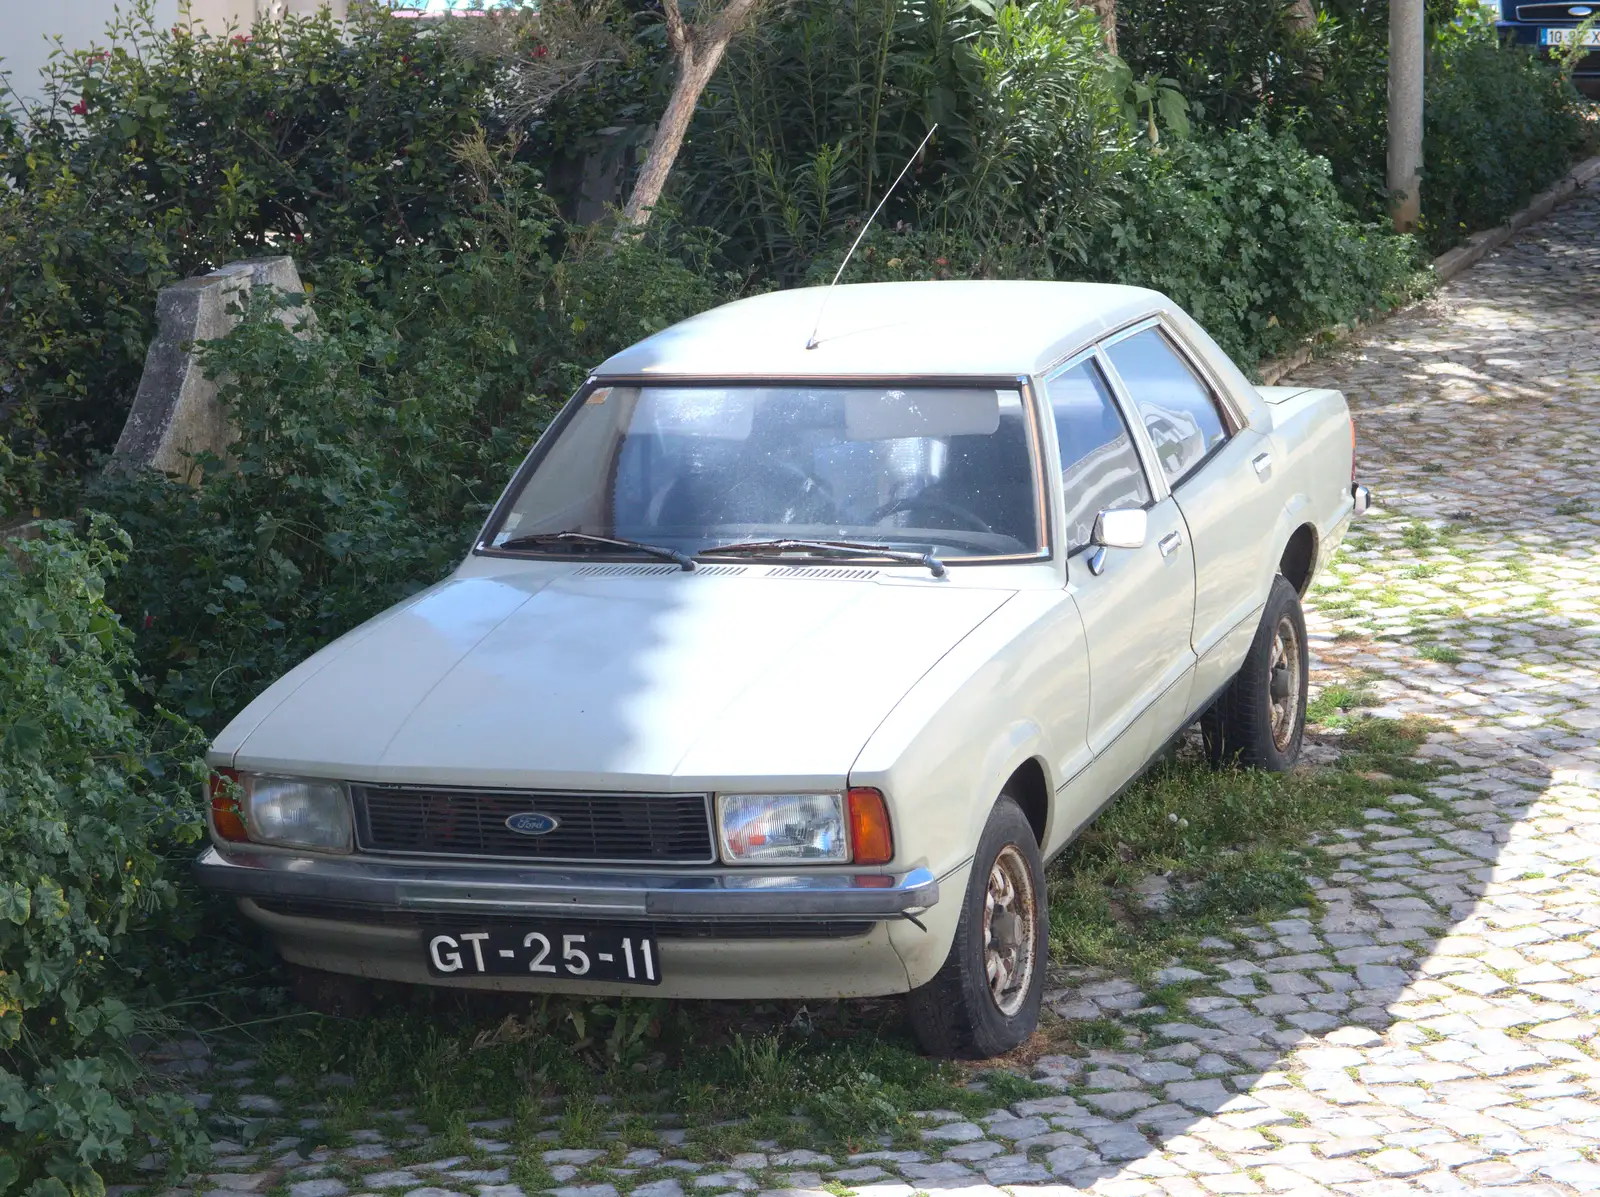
[1064,1018,1127,1049]
[1401,522,1436,549]
[976,1070,1056,1104]
[1553,497,1592,516]
[1416,643,1464,664]
[1307,684,1377,724]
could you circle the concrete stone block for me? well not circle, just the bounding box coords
[109,256,306,480]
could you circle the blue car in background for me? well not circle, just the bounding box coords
[1498,0,1600,92]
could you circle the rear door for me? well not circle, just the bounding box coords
[1103,322,1277,707]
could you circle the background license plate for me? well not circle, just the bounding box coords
[425,926,660,984]
[1542,28,1600,45]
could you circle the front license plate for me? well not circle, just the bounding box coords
[1542,27,1600,45]
[425,926,661,984]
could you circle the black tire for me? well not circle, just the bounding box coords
[907,795,1047,1059]
[1203,574,1308,772]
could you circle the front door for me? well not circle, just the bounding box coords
[1045,356,1197,777]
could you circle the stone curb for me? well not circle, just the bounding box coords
[1256,151,1600,386]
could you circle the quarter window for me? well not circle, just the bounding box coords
[1046,360,1152,555]
[1106,327,1229,486]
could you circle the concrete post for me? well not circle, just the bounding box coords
[108,257,306,481]
[1388,0,1425,233]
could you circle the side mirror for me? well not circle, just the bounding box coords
[1087,508,1147,577]
[1093,508,1148,550]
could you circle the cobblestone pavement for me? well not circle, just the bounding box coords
[142,185,1600,1197]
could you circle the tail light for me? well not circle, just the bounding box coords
[847,787,894,866]
[209,768,249,842]
[1350,419,1358,487]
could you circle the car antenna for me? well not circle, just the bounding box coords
[805,122,938,351]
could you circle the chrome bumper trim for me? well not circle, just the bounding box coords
[1352,483,1372,517]
[193,847,939,920]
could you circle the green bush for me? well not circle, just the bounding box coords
[1117,0,1327,128]
[1117,0,1588,249]
[680,0,1132,281]
[1084,124,1421,365]
[0,2,645,516]
[0,518,208,1197]
[1415,15,1587,253]
[91,157,741,730]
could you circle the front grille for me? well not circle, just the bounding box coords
[252,899,873,940]
[353,786,716,864]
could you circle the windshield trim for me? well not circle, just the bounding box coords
[472,373,1055,568]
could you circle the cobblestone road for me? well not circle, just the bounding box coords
[153,183,1600,1197]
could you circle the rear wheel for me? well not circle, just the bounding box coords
[907,796,1046,1059]
[1203,574,1308,772]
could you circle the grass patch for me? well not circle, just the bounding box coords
[1401,522,1436,550]
[1307,683,1377,724]
[1553,497,1592,516]
[1059,1017,1126,1049]
[1416,643,1464,664]
[1046,716,1437,978]
[236,995,1013,1154]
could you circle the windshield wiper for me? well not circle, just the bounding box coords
[698,538,947,578]
[493,530,696,571]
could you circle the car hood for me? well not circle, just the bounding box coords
[218,567,1016,789]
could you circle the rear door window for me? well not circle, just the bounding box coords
[1106,327,1229,487]
[1046,359,1152,555]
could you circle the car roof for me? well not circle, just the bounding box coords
[593,280,1173,380]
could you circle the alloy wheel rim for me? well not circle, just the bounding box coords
[1269,614,1301,752]
[983,843,1037,1017]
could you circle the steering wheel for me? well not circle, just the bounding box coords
[870,495,994,534]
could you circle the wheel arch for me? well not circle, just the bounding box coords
[1001,756,1050,848]
[1278,521,1318,595]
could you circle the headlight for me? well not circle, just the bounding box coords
[239,774,353,853]
[717,793,849,864]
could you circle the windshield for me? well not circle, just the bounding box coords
[485,383,1043,561]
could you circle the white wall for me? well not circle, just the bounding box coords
[1,1,348,108]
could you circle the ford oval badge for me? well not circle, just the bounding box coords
[1573,5,1594,12]
[505,812,560,836]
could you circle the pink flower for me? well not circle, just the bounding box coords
[72,100,89,116]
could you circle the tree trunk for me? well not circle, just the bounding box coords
[1092,0,1118,57]
[620,0,761,228]
[1387,0,1424,232]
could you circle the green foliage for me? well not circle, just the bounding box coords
[680,0,1132,281]
[0,1,623,515]
[0,519,208,1195]
[1120,0,1589,251]
[89,151,740,730]
[1117,0,1326,127]
[1416,16,1587,253]
[1083,124,1421,365]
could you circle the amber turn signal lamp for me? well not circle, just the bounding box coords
[847,787,894,866]
[209,768,249,843]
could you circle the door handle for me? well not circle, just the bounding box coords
[1159,531,1183,558]
[1252,452,1273,476]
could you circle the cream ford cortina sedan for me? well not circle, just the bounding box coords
[196,280,1370,1058]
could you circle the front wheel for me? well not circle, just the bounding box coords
[1203,574,1308,772]
[906,796,1046,1059]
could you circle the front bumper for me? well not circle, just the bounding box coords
[193,845,940,921]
